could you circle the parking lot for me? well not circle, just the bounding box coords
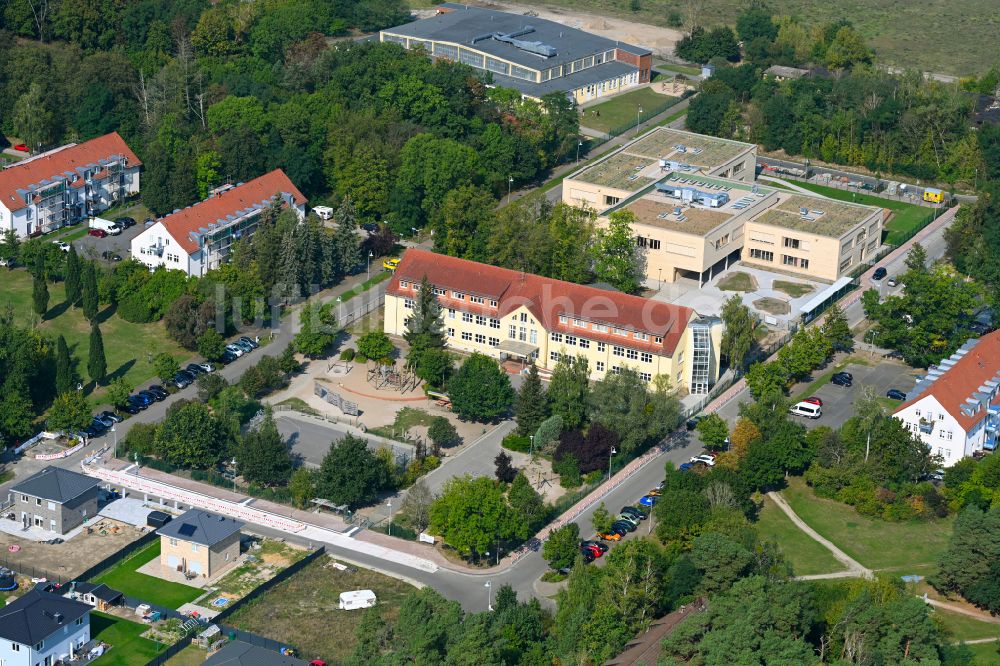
[72,217,147,263]
[792,359,921,431]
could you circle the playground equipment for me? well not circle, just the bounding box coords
[366,360,419,393]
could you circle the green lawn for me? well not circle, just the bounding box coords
[717,271,757,292]
[968,642,1000,665]
[368,407,436,439]
[932,608,1000,643]
[90,612,168,666]
[93,541,202,609]
[755,495,843,576]
[781,477,953,571]
[790,180,934,245]
[165,644,208,666]
[1,269,189,408]
[772,280,814,298]
[581,87,679,135]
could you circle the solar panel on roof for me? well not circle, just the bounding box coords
[177,523,197,537]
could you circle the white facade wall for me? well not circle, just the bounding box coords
[0,616,90,666]
[892,394,984,467]
[130,224,196,275]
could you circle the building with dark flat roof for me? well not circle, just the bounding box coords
[204,640,307,666]
[380,3,651,103]
[7,466,101,535]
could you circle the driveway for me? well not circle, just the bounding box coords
[792,360,920,431]
[72,220,145,263]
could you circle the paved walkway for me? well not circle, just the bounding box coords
[767,491,872,580]
[923,597,1000,625]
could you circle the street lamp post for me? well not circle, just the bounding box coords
[576,139,583,163]
[387,500,393,536]
[608,447,617,481]
[635,105,643,136]
[231,458,237,492]
[658,268,662,289]
[866,329,878,358]
[111,425,117,460]
[529,435,534,455]
[507,176,514,203]
[485,580,492,611]
[367,251,373,280]
[411,227,418,239]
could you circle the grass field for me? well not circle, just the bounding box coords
[753,297,790,315]
[93,541,202,609]
[968,642,1000,665]
[513,0,996,76]
[227,556,417,664]
[717,271,757,291]
[772,280,814,298]
[782,477,953,571]
[90,612,167,666]
[164,645,207,666]
[1,269,188,407]
[581,87,678,135]
[932,608,1000,643]
[791,180,933,246]
[368,407,436,439]
[755,495,843,576]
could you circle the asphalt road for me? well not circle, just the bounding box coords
[793,361,919,431]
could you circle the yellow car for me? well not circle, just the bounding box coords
[646,489,662,497]
[383,257,400,271]
[596,531,622,542]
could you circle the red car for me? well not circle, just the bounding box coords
[804,396,823,406]
[13,144,28,152]
[88,228,107,238]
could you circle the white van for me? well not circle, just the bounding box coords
[789,401,822,419]
[312,205,334,221]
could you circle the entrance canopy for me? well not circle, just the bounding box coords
[497,340,538,358]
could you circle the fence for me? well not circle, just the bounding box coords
[78,528,160,583]
[212,546,326,625]
[143,635,193,666]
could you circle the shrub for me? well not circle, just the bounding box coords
[356,353,368,363]
[534,414,563,454]
[428,416,461,450]
[340,348,356,361]
[554,453,581,488]
[502,434,531,453]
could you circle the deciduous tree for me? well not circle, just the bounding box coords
[720,294,755,370]
[547,355,590,430]
[591,210,642,294]
[237,410,293,486]
[47,391,91,432]
[695,413,729,450]
[543,523,580,570]
[429,474,519,558]
[447,353,514,422]
[317,434,393,509]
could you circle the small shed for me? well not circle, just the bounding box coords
[197,624,222,649]
[339,590,377,611]
[147,510,172,529]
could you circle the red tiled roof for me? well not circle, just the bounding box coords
[894,329,1000,430]
[389,249,697,354]
[0,132,140,212]
[157,170,306,254]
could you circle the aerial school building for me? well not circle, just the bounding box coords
[563,126,884,286]
[384,250,722,394]
[380,3,652,103]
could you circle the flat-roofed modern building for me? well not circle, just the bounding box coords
[600,171,883,284]
[384,249,723,394]
[562,127,757,211]
[380,3,652,103]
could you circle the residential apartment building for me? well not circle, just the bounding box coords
[380,3,651,103]
[157,509,244,580]
[599,172,883,285]
[893,331,1000,467]
[7,466,100,535]
[130,170,306,277]
[0,589,92,666]
[0,132,141,238]
[562,127,758,213]
[384,250,722,394]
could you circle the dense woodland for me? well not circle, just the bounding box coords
[682,7,989,187]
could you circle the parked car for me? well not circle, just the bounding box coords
[238,336,259,349]
[690,454,716,467]
[232,339,254,353]
[220,349,237,363]
[803,396,823,406]
[185,363,206,376]
[51,240,70,252]
[136,390,159,404]
[638,495,658,508]
[361,223,378,234]
[883,350,904,360]
[685,415,703,431]
[88,228,107,238]
[93,414,115,429]
[146,385,168,400]
[646,488,662,497]
[225,344,245,357]
[13,143,28,152]
[172,371,195,389]
[887,277,898,287]
[581,540,609,554]
[831,372,853,387]
[678,462,694,472]
[383,258,400,271]
[114,216,136,229]
[872,267,887,281]
[131,392,152,407]
[928,469,945,482]
[88,418,108,434]
[100,251,123,261]
[620,506,646,520]
[580,543,602,558]
[611,519,637,533]
[616,513,640,527]
[608,523,631,536]
[98,410,122,424]
[83,425,100,438]
[197,362,215,373]
[580,549,596,564]
[125,395,147,411]
[597,531,622,541]
[886,388,907,400]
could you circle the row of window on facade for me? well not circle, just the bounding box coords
[8,617,85,653]
[747,248,812,269]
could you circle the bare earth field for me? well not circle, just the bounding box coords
[477,0,1000,76]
